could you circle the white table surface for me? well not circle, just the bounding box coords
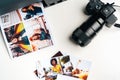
[0,0,120,80]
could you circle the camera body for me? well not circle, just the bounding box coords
[71,0,117,47]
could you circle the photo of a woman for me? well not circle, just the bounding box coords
[20,3,43,20]
[50,58,63,74]
[4,23,32,58]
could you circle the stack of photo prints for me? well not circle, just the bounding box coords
[0,2,53,58]
[35,51,91,80]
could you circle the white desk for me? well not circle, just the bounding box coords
[0,0,120,80]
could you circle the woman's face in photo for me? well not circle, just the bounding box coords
[11,38,18,43]
[30,34,40,41]
[32,35,38,40]
[52,60,57,66]
[22,8,27,12]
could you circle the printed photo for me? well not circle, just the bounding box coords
[0,2,53,58]
[19,3,43,20]
[0,11,21,27]
[24,16,53,51]
[36,51,91,80]
[4,23,32,58]
[57,74,79,80]
[36,61,58,80]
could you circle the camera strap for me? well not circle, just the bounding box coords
[114,23,120,28]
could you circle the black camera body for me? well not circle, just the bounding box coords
[71,0,117,47]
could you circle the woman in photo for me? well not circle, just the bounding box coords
[6,23,32,57]
[50,58,63,74]
[21,4,43,20]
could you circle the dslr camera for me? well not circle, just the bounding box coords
[71,0,117,47]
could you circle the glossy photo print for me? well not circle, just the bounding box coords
[24,16,53,51]
[0,11,21,27]
[57,74,79,80]
[19,2,43,20]
[0,2,53,58]
[35,51,91,80]
[51,52,91,80]
[36,60,58,80]
[4,23,32,58]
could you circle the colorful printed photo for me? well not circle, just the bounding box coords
[0,11,21,27]
[19,3,43,20]
[35,60,58,80]
[57,74,79,80]
[36,51,91,80]
[0,2,53,58]
[4,23,32,58]
[24,16,53,51]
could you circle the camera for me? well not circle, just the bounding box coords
[71,0,117,47]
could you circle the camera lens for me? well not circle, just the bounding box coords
[71,16,104,47]
[71,28,91,47]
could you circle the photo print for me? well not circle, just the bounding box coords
[0,11,21,27]
[0,2,53,58]
[35,51,91,80]
[19,2,43,20]
[4,22,32,58]
[57,74,79,80]
[24,16,53,51]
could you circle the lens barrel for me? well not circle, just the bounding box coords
[71,15,105,47]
